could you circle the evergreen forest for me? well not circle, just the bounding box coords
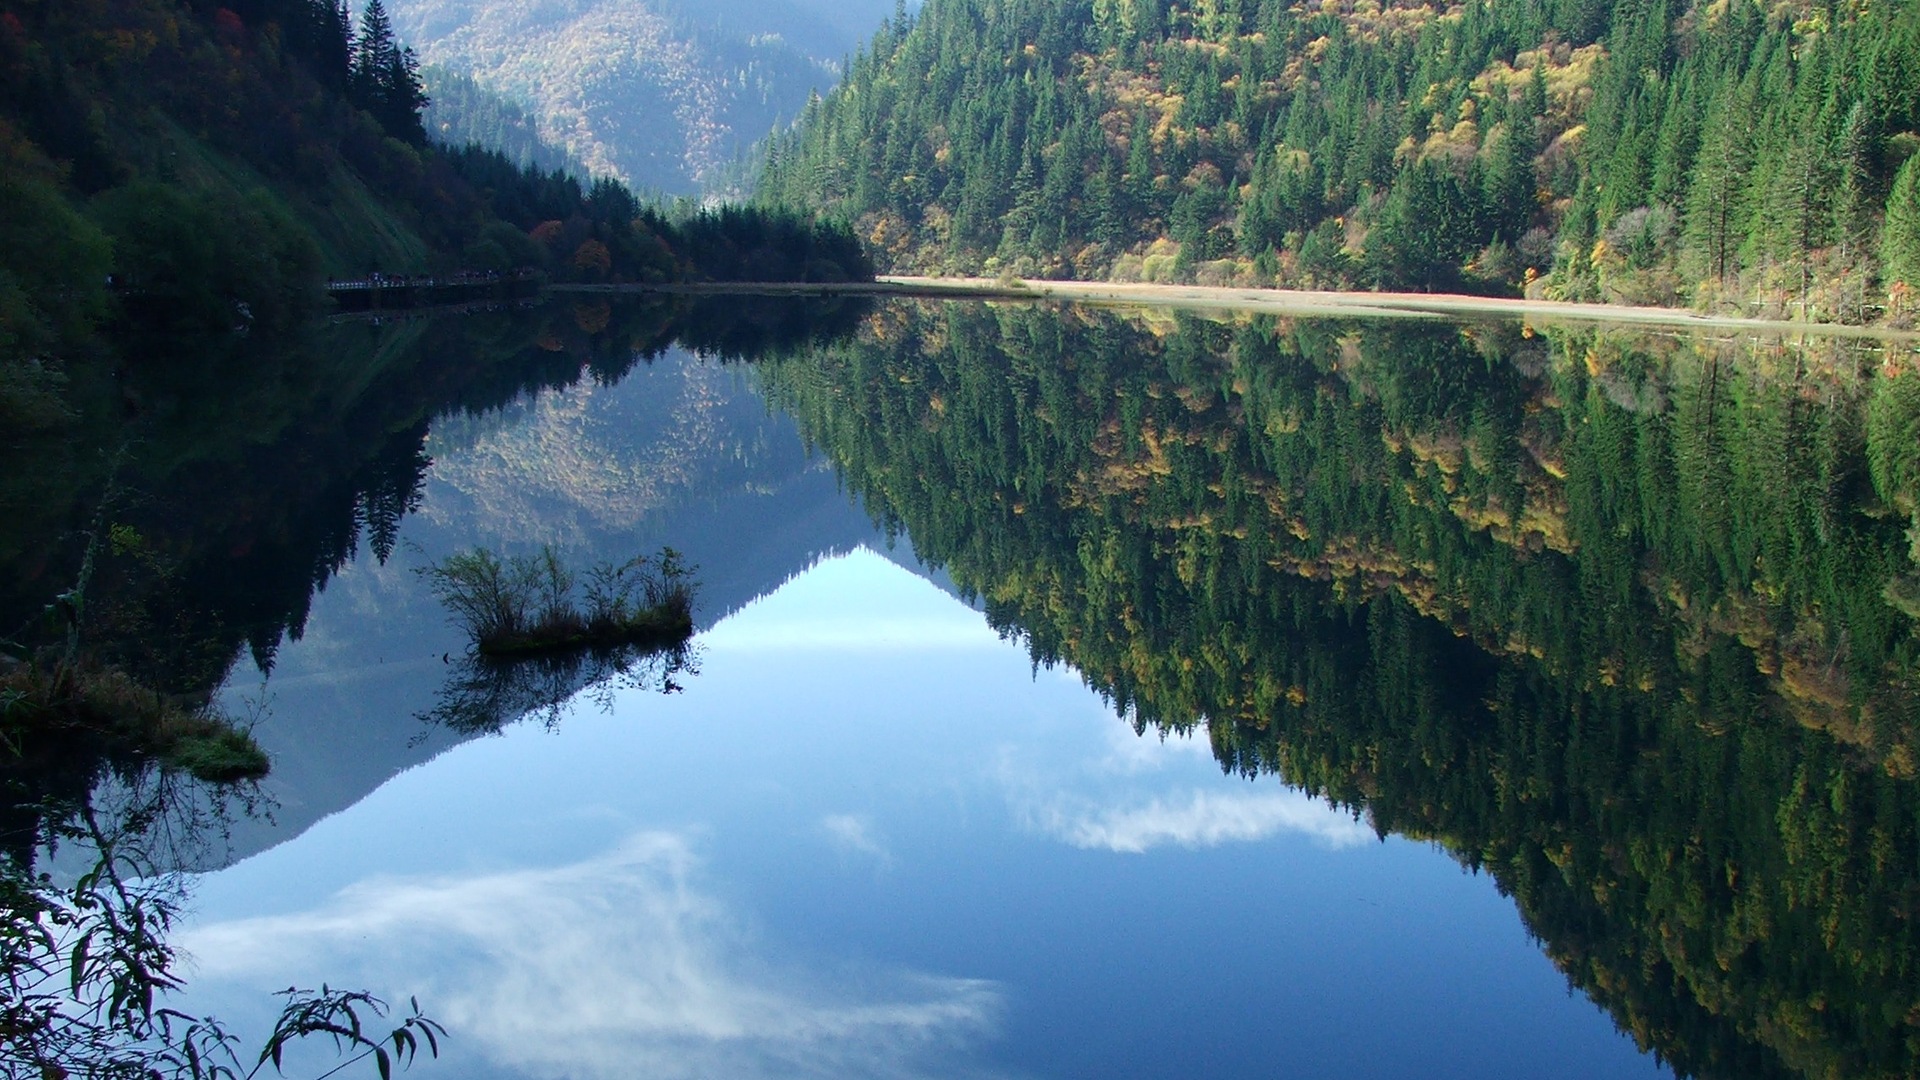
[422,64,593,178]
[758,0,1920,322]
[757,301,1920,1078]
[0,0,869,374]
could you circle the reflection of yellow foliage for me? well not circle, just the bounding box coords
[1657,582,1887,751]
[1405,428,1464,474]
[572,300,611,334]
[1886,744,1917,779]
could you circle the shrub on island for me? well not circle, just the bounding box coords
[420,546,695,657]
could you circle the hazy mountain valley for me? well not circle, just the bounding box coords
[392,0,904,191]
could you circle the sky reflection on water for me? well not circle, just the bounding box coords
[178,549,1667,1080]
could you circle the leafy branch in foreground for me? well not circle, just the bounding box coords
[2,802,445,1080]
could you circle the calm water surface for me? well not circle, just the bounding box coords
[10,296,1917,1079]
[181,549,1662,1080]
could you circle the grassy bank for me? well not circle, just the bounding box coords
[1,660,269,784]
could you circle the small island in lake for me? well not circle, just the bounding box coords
[421,546,695,658]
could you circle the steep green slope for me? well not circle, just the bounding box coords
[0,0,464,355]
[0,0,872,383]
[760,0,1920,322]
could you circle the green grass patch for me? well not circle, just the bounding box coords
[1,660,269,783]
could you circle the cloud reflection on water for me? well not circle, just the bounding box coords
[996,718,1374,853]
[179,832,1002,1080]
[821,813,893,867]
[1035,788,1375,853]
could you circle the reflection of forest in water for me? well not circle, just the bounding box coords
[4,292,896,1076]
[6,292,1919,1079]
[758,304,1920,1080]
[0,294,872,859]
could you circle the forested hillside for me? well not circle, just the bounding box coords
[0,0,869,380]
[0,0,457,351]
[423,64,591,177]
[760,0,1920,320]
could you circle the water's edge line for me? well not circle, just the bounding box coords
[551,277,1920,342]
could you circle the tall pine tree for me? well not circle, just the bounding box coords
[350,0,397,112]
[1884,155,1920,289]
[348,0,426,145]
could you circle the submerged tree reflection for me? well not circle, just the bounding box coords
[420,640,699,736]
[759,301,1920,1080]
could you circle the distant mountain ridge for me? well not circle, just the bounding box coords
[389,0,902,192]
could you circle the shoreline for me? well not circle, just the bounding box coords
[553,277,1920,341]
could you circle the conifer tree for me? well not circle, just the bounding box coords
[317,0,353,88]
[1884,155,1920,289]
[1681,87,1754,284]
[347,0,426,145]
[383,45,429,144]
[350,0,397,111]
[1483,118,1539,243]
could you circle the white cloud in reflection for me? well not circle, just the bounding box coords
[179,833,1001,1080]
[1034,789,1374,853]
[822,814,892,866]
[1089,718,1212,775]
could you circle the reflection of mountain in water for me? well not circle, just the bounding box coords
[1,294,929,869]
[213,346,946,870]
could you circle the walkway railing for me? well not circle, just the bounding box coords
[325,268,541,311]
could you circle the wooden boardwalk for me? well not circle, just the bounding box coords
[327,268,540,311]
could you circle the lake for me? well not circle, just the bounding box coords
[5,295,1916,1080]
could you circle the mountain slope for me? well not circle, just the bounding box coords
[759,0,1920,322]
[390,0,895,192]
[423,64,592,176]
[0,0,465,354]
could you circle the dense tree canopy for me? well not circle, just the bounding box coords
[0,0,868,370]
[761,0,1920,321]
